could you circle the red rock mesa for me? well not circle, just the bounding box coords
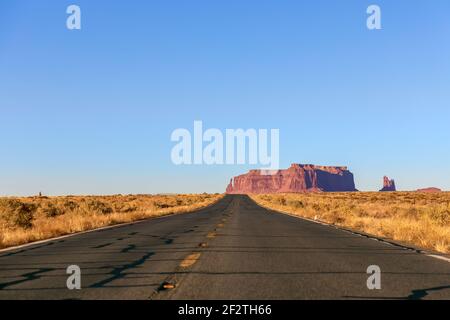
[225,164,357,194]
[416,187,442,193]
[379,176,396,192]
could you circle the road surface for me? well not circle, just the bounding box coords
[0,195,449,299]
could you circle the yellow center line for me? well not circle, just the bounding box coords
[179,252,201,268]
[207,232,216,238]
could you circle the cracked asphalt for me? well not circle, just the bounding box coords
[0,195,449,299]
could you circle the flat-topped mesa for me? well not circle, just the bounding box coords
[226,163,357,194]
[379,176,396,192]
[291,164,349,173]
[416,187,442,193]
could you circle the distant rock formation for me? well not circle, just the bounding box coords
[225,164,357,194]
[416,187,442,193]
[379,176,396,192]
[225,179,234,194]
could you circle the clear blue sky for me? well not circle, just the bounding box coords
[1,0,449,195]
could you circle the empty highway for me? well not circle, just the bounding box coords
[0,195,449,299]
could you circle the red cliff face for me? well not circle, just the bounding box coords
[225,164,357,194]
[379,176,396,192]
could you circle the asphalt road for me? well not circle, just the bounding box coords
[0,195,449,299]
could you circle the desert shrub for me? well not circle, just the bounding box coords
[40,203,64,218]
[276,197,287,206]
[87,200,113,215]
[63,200,78,211]
[113,202,137,213]
[356,209,368,217]
[288,200,304,209]
[373,210,390,219]
[155,203,172,209]
[121,205,137,213]
[428,206,450,226]
[404,207,419,218]
[152,197,180,209]
[0,199,36,229]
[390,206,400,215]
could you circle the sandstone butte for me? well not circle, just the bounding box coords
[225,164,358,194]
[379,176,396,192]
[416,187,442,193]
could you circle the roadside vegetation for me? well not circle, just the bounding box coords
[0,193,222,249]
[251,192,450,254]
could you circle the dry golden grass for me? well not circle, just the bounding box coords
[0,193,223,249]
[251,192,450,254]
